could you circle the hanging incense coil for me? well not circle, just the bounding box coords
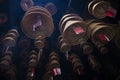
[59,38,71,53]
[79,39,93,54]
[3,29,19,47]
[88,0,101,15]
[8,29,19,37]
[87,20,115,45]
[49,60,60,69]
[21,6,54,39]
[0,51,12,69]
[45,2,57,15]
[34,36,45,49]
[5,64,16,80]
[29,59,37,67]
[88,55,101,71]
[59,14,88,45]
[96,43,108,54]
[0,13,8,24]
[71,54,84,75]
[49,52,58,57]
[29,54,37,60]
[88,0,111,19]
[49,56,59,62]
[20,0,34,11]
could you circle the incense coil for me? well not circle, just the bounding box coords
[45,2,57,15]
[3,37,16,47]
[88,55,101,71]
[0,60,10,69]
[88,0,101,15]
[59,38,71,53]
[8,29,19,38]
[49,60,60,69]
[88,0,110,19]
[49,56,59,62]
[59,14,83,33]
[29,59,37,67]
[92,1,110,19]
[3,29,19,47]
[21,6,54,39]
[20,0,34,11]
[73,61,84,73]
[49,52,58,57]
[26,6,51,17]
[87,20,115,45]
[29,54,37,60]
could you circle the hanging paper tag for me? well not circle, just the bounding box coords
[53,68,57,76]
[73,27,85,34]
[30,67,35,77]
[106,7,117,18]
[56,68,61,75]
[98,34,110,42]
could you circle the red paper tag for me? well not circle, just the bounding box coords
[106,7,117,18]
[98,34,110,42]
[73,27,85,34]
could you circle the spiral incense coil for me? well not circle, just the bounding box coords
[92,1,110,19]
[79,39,93,54]
[96,43,108,54]
[71,54,84,75]
[20,0,34,11]
[87,20,115,45]
[49,60,60,69]
[73,62,84,75]
[0,13,8,24]
[8,29,19,37]
[59,14,83,33]
[49,56,59,62]
[88,0,101,15]
[26,6,51,17]
[59,14,88,45]
[6,64,16,80]
[3,29,19,47]
[88,0,111,19]
[44,2,57,15]
[29,54,37,60]
[34,36,45,49]
[29,59,37,67]
[49,52,58,57]
[59,38,71,53]
[88,55,101,71]
[21,6,54,39]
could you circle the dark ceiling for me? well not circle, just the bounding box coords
[0,0,120,80]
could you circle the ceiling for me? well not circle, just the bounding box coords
[0,0,120,80]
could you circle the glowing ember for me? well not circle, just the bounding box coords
[73,27,85,35]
